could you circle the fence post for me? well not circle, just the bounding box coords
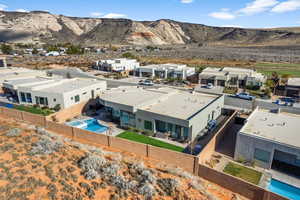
[20,111,24,121]
[71,127,75,140]
[193,156,200,175]
[146,144,150,157]
[107,136,111,147]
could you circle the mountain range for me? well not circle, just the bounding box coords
[1,10,300,46]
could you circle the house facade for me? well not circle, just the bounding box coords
[99,87,224,141]
[3,77,107,109]
[285,78,300,98]
[94,58,140,72]
[135,64,195,80]
[234,109,300,170]
[199,67,266,88]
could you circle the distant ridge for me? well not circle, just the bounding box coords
[0,10,300,46]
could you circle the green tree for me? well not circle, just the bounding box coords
[66,45,83,55]
[1,44,13,54]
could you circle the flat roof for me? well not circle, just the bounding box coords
[100,87,172,107]
[100,87,220,120]
[240,109,300,149]
[36,78,104,94]
[287,78,300,87]
[141,91,219,120]
[4,77,53,86]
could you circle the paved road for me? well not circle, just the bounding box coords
[225,95,300,115]
[50,68,300,114]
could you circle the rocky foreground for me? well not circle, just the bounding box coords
[0,116,245,200]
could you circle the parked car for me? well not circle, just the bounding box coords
[192,144,203,155]
[235,92,255,100]
[202,83,214,89]
[207,120,217,131]
[139,80,154,86]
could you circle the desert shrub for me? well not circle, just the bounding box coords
[138,170,157,184]
[157,178,181,196]
[110,175,132,190]
[138,183,156,199]
[78,154,107,180]
[29,137,63,155]
[6,128,22,137]
[102,163,120,177]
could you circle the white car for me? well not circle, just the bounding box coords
[235,92,255,100]
[139,80,154,86]
[202,83,214,89]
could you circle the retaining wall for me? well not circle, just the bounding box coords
[46,121,74,138]
[110,137,148,157]
[73,128,110,147]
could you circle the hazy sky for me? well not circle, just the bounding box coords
[1,0,300,28]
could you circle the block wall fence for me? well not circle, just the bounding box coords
[0,106,288,200]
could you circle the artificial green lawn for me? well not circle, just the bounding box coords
[223,162,262,185]
[117,131,184,152]
[14,105,54,116]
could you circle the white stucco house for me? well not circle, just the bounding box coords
[3,77,107,109]
[134,64,195,80]
[94,58,140,72]
[99,86,224,141]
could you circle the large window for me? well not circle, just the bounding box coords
[144,121,153,131]
[20,92,26,102]
[254,148,271,163]
[26,93,32,103]
[35,96,48,106]
[156,120,167,132]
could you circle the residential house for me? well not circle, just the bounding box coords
[99,87,224,141]
[3,77,107,109]
[94,58,140,72]
[285,78,300,98]
[235,108,300,171]
[135,64,195,80]
[199,67,266,88]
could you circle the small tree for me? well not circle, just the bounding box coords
[1,44,13,54]
[32,48,39,55]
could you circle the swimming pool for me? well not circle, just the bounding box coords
[268,179,300,200]
[68,118,108,134]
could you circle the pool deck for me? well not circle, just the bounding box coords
[67,117,123,137]
[269,169,300,189]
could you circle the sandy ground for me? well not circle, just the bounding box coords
[0,116,248,200]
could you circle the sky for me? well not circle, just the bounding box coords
[1,0,300,28]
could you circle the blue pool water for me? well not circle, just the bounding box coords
[68,119,108,134]
[268,179,300,200]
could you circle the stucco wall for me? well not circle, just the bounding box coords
[189,95,224,139]
[235,133,300,169]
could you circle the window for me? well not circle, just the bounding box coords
[53,98,56,102]
[20,92,26,102]
[82,92,87,95]
[254,148,271,163]
[75,95,80,103]
[71,97,73,100]
[26,93,32,103]
[144,121,153,131]
[35,97,48,106]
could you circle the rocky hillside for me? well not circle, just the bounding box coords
[1,10,300,46]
